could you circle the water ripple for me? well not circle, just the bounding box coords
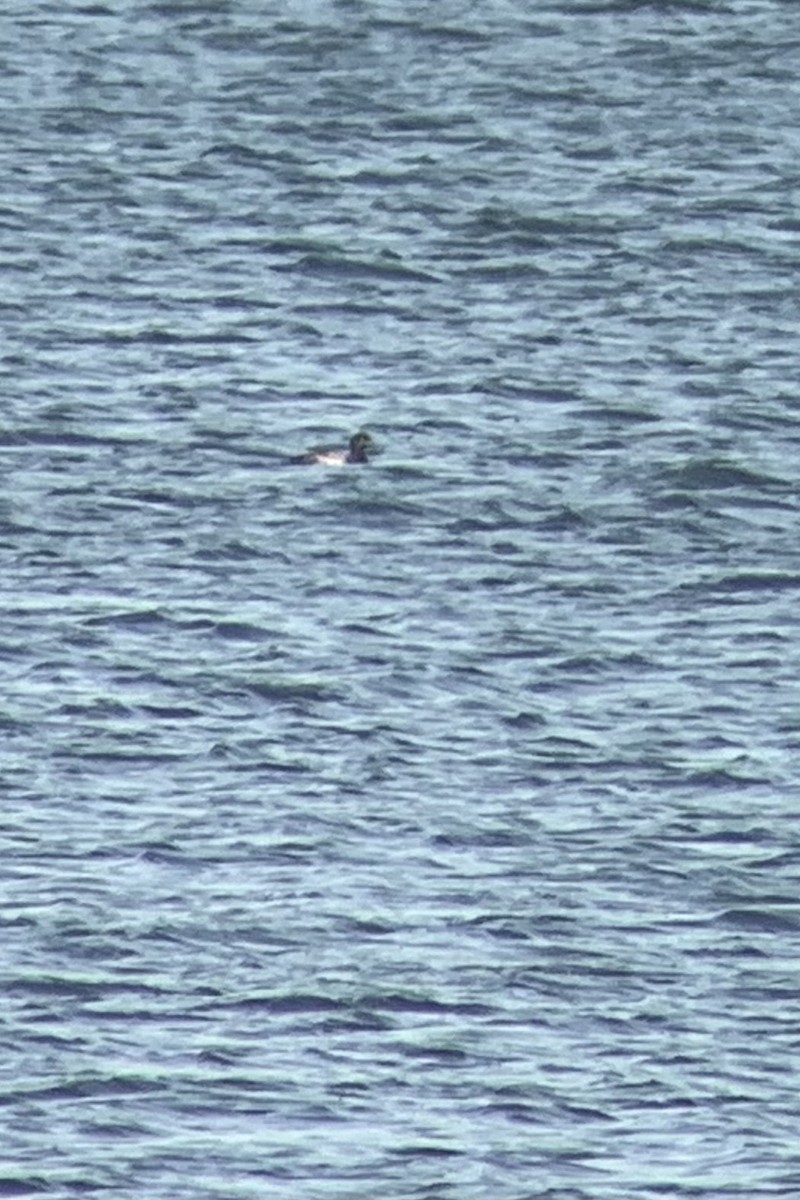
[3,1,800,1197]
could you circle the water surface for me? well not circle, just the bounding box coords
[2,1,800,1197]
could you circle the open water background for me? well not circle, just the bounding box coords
[2,0,800,1196]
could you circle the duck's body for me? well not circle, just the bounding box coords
[295,431,376,466]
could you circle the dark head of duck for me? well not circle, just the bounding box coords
[347,431,375,462]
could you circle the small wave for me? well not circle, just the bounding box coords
[536,506,589,532]
[244,676,342,704]
[277,251,439,284]
[212,620,275,641]
[717,907,800,933]
[138,704,202,720]
[455,260,547,281]
[580,404,660,425]
[390,1143,463,1158]
[364,992,491,1016]
[666,458,786,490]
[0,1177,49,1196]
[84,608,168,629]
[675,572,800,596]
[230,993,345,1014]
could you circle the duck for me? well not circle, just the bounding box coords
[294,430,377,466]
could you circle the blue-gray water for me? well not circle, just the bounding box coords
[2,1,800,1196]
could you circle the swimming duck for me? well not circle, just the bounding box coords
[294,430,377,466]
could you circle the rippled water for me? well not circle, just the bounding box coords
[3,1,800,1197]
